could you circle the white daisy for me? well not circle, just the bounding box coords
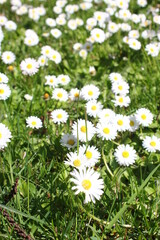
[38,55,48,67]
[112,95,131,107]
[128,115,139,132]
[96,122,117,140]
[135,108,153,127]
[48,49,62,64]
[79,145,101,167]
[1,51,16,64]
[65,152,87,169]
[45,75,58,87]
[52,88,68,102]
[5,20,17,31]
[145,43,159,57]
[98,109,116,124]
[20,58,39,76]
[69,88,81,101]
[0,73,8,83]
[115,114,130,132]
[86,100,103,118]
[0,84,11,100]
[41,45,52,57]
[57,74,70,86]
[111,80,129,95]
[90,28,106,43]
[142,136,160,153]
[50,28,62,38]
[70,168,104,203]
[114,144,137,166]
[60,133,77,149]
[26,116,42,129]
[0,123,12,150]
[51,109,68,124]
[128,39,141,50]
[79,49,88,59]
[46,18,56,27]
[81,84,100,101]
[108,72,123,83]
[72,119,96,142]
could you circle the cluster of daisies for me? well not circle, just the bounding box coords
[0,72,11,100]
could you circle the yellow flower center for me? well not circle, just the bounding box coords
[52,55,56,60]
[96,33,100,38]
[86,151,92,159]
[103,127,110,134]
[122,151,129,158]
[117,120,123,126]
[74,92,79,98]
[97,16,101,20]
[0,89,4,94]
[80,126,86,133]
[118,97,123,103]
[118,85,123,90]
[7,55,11,60]
[141,114,146,120]
[41,59,45,63]
[114,76,118,80]
[31,121,37,126]
[91,105,97,110]
[57,114,62,119]
[105,113,109,117]
[67,139,75,146]
[27,64,32,69]
[0,77,2,82]
[150,48,154,53]
[150,141,156,147]
[61,77,66,82]
[82,179,92,190]
[45,50,50,54]
[50,79,54,83]
[57,93,63,98]
[73,159,81,167]
[130,120,134,126]
[0,133,2,139]
[88,90,93,96]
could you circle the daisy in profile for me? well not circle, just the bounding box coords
[72,119,96,142]
[81,84,100,101]
[45,75,58,87]
[114,144,137,166]
[60,133,77,149]
[70,168,104,203]
[86,100,103,118]
[57,74,70,86]
[112,95,131,107]
[1,51,16,64]
[115,114,130,132]
[65,152,87,169]
[52,88,68,101]
[69,88,81,101]
[98,109,116,124]
[108,72,123,83]
[90,28,106,43]
[20,58,39,76]
[0,123,12,150]
[142,136,160,152]
[0,73,8,83]
[26,116,42,129]
[79,145,100,167]
[48,49,62,64]
[128,115,139,132]
[51,109,68,124]
[96,122,117,140]
[135,108,153,127]
[0,84,11,100]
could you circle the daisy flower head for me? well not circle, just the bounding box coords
[142,136,160,153]
[135,108,153,127]
[79,145,100,167]
[0,123,12,150]
[57,74,70,86]
[98,108,116,124]
[108,21,119,33]
[128,115,139,132]
[26,116,42,129]
[128,39,141,50]
[69,88,81,101]
[52,88,68,102]
[70,168,104,204]
[5,20,17,31]
[112,95,131,107]
[38,55,48,67]
[73,43,82,52]
[60,133,77,149]
[115,114,130,132]
[45,75,58,88]
[50,28,62,38]
[51,109,68,124]
[79,49,88,59]
[145,43,159,57]
[72,119,96,142]
[89,66,96,76]
[90,28,106,43]
[137,0,147,7]
[86,100,103,118]
[24,94,33,101]
[0,73,8,83]
[81,84,100,101]
[41,45,52,57]
[111,80,129,95]
[108,72,123,83]
[0,16,8,26]
[1,51,16,64]
[114,144,137,166]
[65,151,87,169]
[46,18,56,27]
[48,49,62,64]
[96,122,117,140]
[0,84,11,100]
[20,58,39,76]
